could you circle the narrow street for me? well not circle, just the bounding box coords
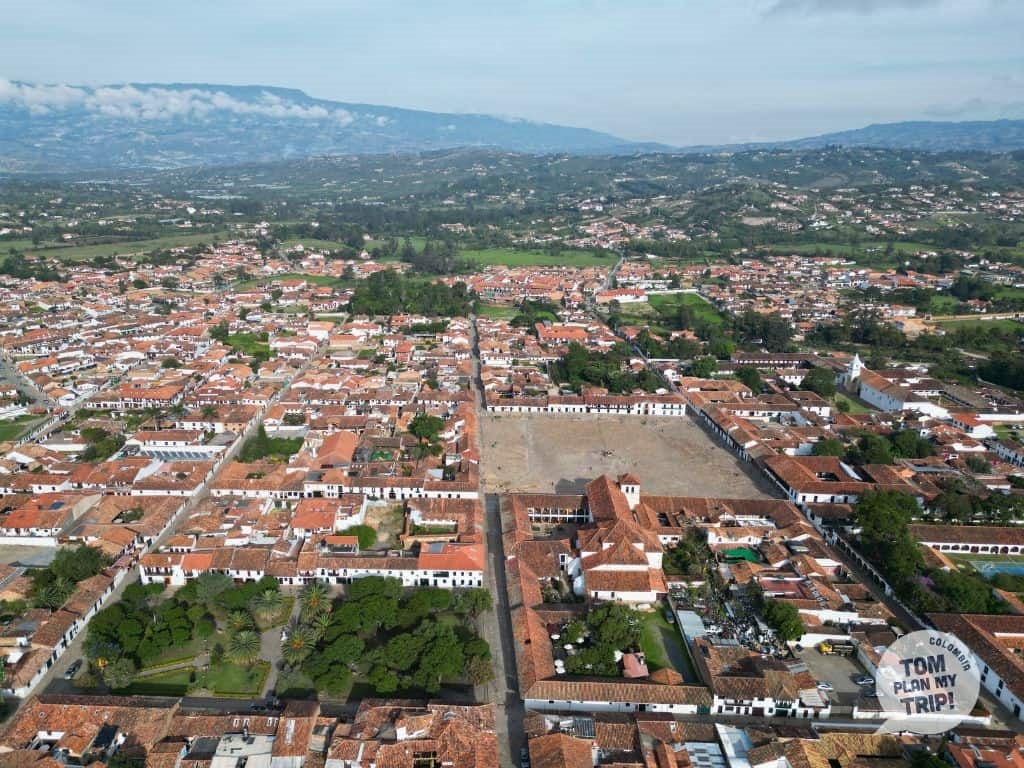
[469,317,524,768]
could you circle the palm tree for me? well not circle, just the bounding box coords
[252,589,282,625]
[299,582,330,623]
[41,576,74,610]
[226,610,254,633]
[281,626,316,667]
[308,611,333,641]
[228,629,261,664]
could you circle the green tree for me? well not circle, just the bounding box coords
[812,438,847,457]
[381,633,424,672]
[408,412,445,465]
[299,582,331,623]
[735,366,762,393]
[209,320,230,343]
[102,657,137,690]
[891,430,934,459]
[855,490,923,588]
[857,433,894,465]
[455,588,494,617]
[467,655,495,686]
[252,589,283,625]
[801,366,837,398]
[226,610,254,633]
[227,629,261,664]
[282,625,317,667]
[762,599,804,641]
[195,572,233,608]
[587,604,640,649]
[690,356,717,378]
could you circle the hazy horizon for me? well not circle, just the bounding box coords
[1,0,1021,146]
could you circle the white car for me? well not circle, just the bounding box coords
[816,681,834,691]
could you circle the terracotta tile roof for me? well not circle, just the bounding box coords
[525,680,711,707]
[529,733,594,768]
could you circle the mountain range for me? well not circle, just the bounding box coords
[1,80,1022,172]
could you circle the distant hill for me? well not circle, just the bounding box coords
[0,81,656,172]
[1,79,1022,172]
[683,119,1024,154]
[775,119,1024,152]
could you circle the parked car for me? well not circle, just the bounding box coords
[855,675,874,686]
[64,660,82,679]
[816,681,834,691]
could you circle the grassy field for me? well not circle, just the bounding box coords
[226,333,271,357]
[204,661,270,696]
[0,415,41,442]
[281,237,351,251]
[639,611,697,682]
[933,318,1024,332]
[649,292,724,327]
[462,248,614,267]
[994,424,1023,442]
[923,294,961,315]
[118,668,192,697]
[833,392,872,414]
[11,231,232,261]
[476,303,519,319]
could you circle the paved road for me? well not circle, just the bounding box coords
[469,316,523,768]
[0,353,52,408]
[261,596,301,697]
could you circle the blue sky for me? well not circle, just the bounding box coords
[0,0,1021,145]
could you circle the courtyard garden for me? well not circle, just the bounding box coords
[280,577,495,700]
[80,573,289,697]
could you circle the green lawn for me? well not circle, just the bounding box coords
[15,231,232,261]
[226,333,271,358]
[649,292,724,326]
[476,303,519,319]
[0,416,41,442]
[639,611,698,682]
[138,636,204,671]
[204,662,270,696]
[462,248,613,267]
[933,318,1023,332]
[833,392,872,414]
[281,237,353,252]
[239,434,303,463]
[994,424,1022,442]
[923,294,962,315]
[117,668,193,697]
[948,552,1024,565]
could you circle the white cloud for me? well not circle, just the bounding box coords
[0,79,354,122]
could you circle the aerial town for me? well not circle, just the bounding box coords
[0,144,1021,768]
